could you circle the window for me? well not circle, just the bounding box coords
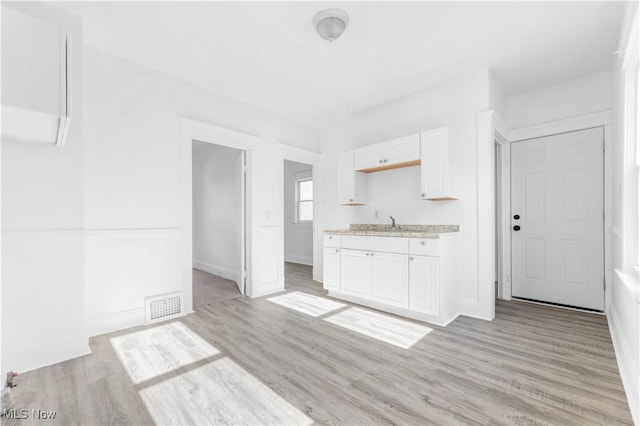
[296,178,313,222]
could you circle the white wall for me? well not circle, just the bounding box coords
[1,2,89,373]
[83,46,318,335]
[508,71,613,129]
[192,142,241,280]
[283,160,313,266]
[318,69,494,320]
[610,4,639,423]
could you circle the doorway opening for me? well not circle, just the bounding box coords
[192,141,246,308]
[283,159,315,293]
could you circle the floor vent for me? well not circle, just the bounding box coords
[145,292,183,324]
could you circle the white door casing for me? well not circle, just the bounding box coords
[511,127,604,310]
[235,150,246,295]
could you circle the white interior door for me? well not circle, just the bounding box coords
[511,127,604,311]
[235,150,246,295]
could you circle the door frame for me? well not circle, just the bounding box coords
[180,118,321,313]
[497,111,613,308]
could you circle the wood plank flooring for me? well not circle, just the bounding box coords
[192,268,241,308]
[3,262,632,425]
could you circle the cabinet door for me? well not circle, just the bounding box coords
[2,7,65,115]
[409,255,439,315]
[370,252,409,308]
[323,247,341,291]
[340,249,370,297]
[337,150,367,205]
[421,127,455,200]
[354,143,384,171]
[383,134,420,166]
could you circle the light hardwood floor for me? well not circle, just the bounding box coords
[192,268,241,308]
[3,262,632,425]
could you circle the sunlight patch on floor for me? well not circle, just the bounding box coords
[324,307,432,349]
[110,322,220,384]
[267,291,346,317]
[139,357,313,425]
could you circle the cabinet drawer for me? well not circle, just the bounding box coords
[409,238,439,256]
[324,234,341,248]
[341,235,408,254]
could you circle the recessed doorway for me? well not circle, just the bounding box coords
[192,141,246,307]
[283,159,314,291]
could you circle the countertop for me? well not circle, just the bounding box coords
[324,224,459,239]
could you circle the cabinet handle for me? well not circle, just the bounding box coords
[378,160,383,164]
[420,241,426,245]
[349,198,354,202]
[329,236,333,239]
[384,159,388,163]
[409,256,414,261]
[366,252,370,256]
[421,193,426,197]
[335,249,339,253]
[370,252,375,256]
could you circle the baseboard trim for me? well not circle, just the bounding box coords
[193,261,236,282]
[284,254,313,266]
[328,291,459,327]
[3,338,91,374]
[87,308,146,337]
[459,298,493,321]
[250,282,285,298]
[608,301,639,424]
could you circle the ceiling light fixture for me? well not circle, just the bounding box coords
[313,9,349,42]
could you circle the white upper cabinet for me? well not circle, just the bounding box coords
[1,7,71,146]
[337,150,367,205]
[354,134,420,172]
[420,127,457,200]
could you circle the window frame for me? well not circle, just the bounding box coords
[295,177,313,223]
[622,15,640,271]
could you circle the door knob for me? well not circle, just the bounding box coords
[513,225,521,231]
[513,214,520,220]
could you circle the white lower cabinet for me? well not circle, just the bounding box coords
[409,255,439,315]
[323,247,341,291]
[323,233,458,326]
[340,249,409,308]
[370,252,409,308]
[340,249,370,297]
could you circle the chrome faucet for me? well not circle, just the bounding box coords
[390,216,396,230]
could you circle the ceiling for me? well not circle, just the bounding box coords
[56,1,628,128]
